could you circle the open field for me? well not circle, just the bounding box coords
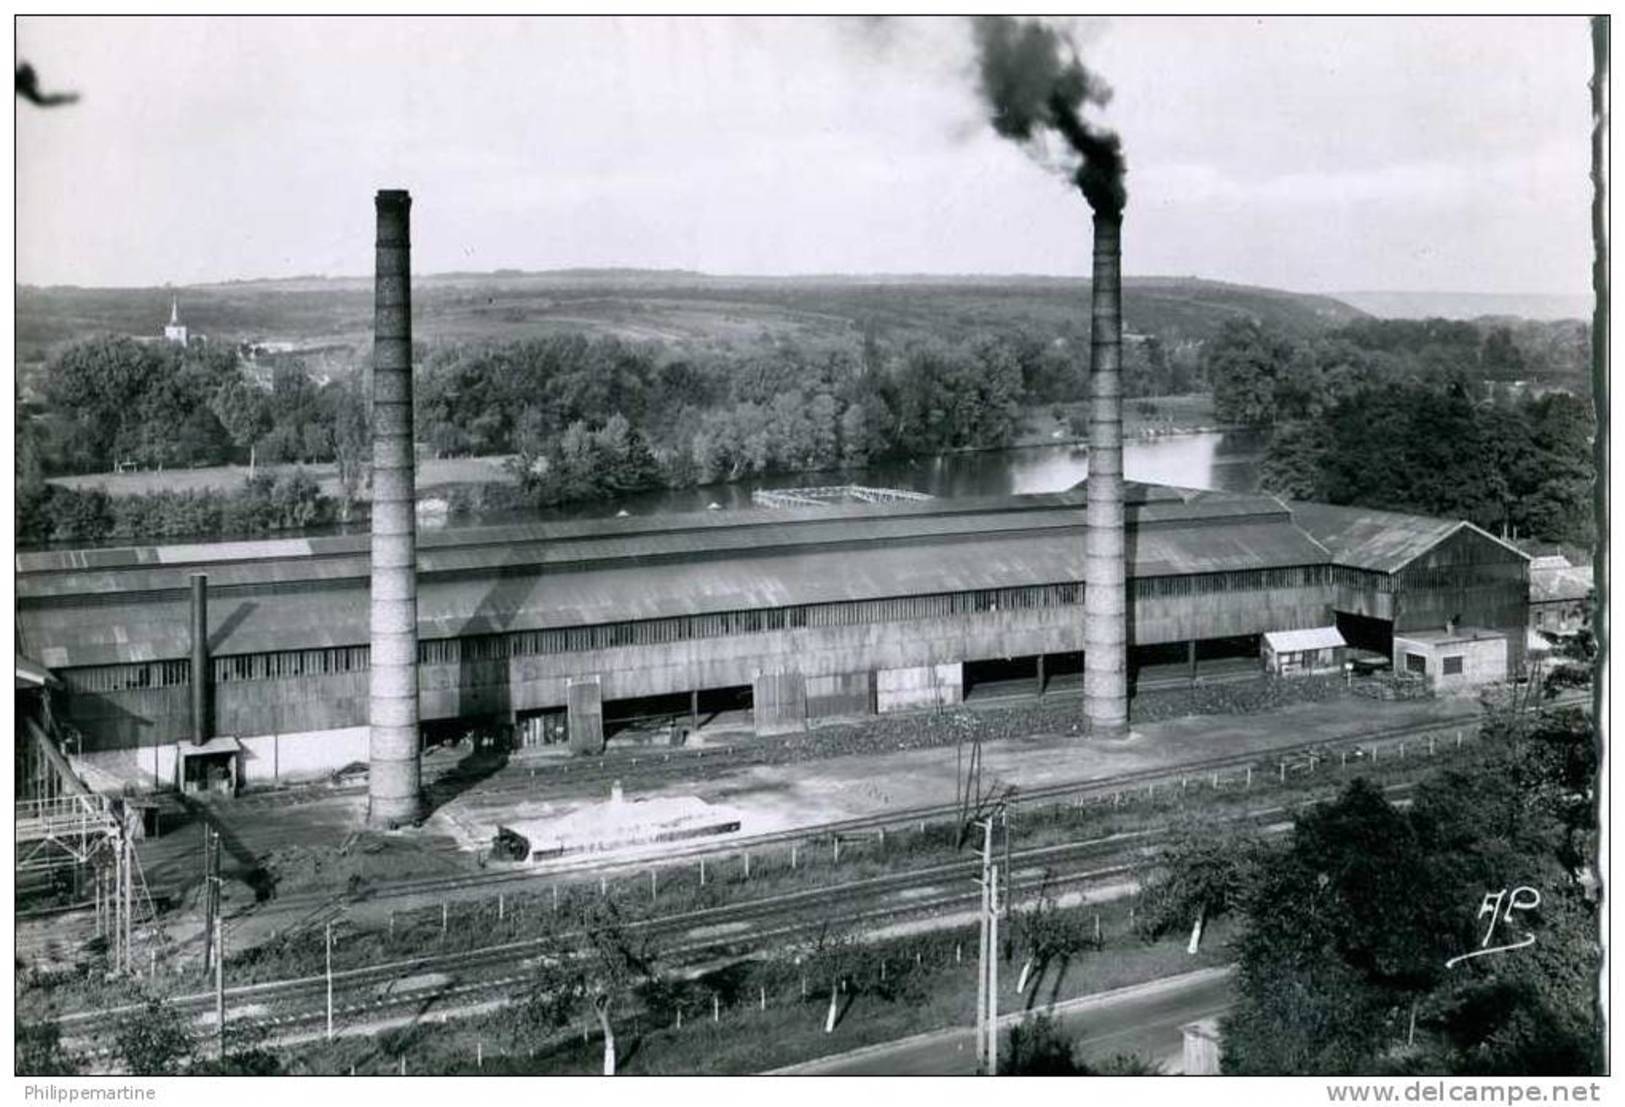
[18,270,1367,369]
[46,455,517,500]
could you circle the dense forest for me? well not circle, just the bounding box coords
[1203,317,1596,548]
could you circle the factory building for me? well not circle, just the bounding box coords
[15,483,1528,793]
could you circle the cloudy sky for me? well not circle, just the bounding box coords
[16,15,1594,294]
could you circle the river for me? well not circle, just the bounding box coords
[466,428,1268,526]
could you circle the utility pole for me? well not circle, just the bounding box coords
[988,861,999,1077]
[123,829,133,975]
[975,819,989,1073]
[326,921,335,1041]
[215,916,226,1060]
[974,815,1003,1075]
[201,823,214,975]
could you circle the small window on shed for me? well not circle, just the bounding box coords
[1442,655,1464,676]
[1405,652,1427,675]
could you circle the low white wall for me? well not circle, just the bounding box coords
[876,663,963,713]
[73,726,371,793]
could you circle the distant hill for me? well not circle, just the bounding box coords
[15,270,1368,366]
[1334,290,1592,322]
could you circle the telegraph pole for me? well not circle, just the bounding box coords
[988,861,1000,1076]
[326,921,335,1041]
[975,820,989,1072]
[215,916,226,1060]
[974,816,1003,1075]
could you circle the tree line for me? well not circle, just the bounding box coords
[417,330,1073,507]
[18,336,368,480]
[1138,707,1600,1075]
[1202,318,1596,548]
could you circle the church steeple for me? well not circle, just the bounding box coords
[164,296,188,345]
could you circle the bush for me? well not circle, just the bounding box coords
[22,469,336,546]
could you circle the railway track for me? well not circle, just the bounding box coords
[32,697,1568,954]
[54,773,1430,1050]
[242,703,1533,921]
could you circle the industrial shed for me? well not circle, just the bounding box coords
[1261,626,1347,677]
[16,483,1531,790]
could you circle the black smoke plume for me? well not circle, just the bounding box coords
[16,63,79,107]
[971,16,1125,215]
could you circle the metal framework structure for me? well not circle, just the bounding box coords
[17,792,157,972]
[752,485,935,508]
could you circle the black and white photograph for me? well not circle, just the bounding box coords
[8,10,1609,1095]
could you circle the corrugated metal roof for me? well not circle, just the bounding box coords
[1288,502,1463,573]
[18,484,1495,668]
[16,509,1327,667]
[1264,626,1345,652]
[17,484,1297,603]
[1530,562,1593,604]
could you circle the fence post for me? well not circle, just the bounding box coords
[1400,742,1406,759]
[791,844,798,870]
[956,943,963,964]
[713,994,720,1022]
[1429,735,1436,756]
[744,852,750,880]
[1246,767,1252,789]
[651,870,658,901]
[1279,761,1286,783]
[834,838,841,865]
[760,986,766,1011]
[700,859,706,886]
[389,912,395,939]
[553,885,559,913]
[477,1041,483,1070]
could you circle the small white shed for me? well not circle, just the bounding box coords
[1262,626,1347,677]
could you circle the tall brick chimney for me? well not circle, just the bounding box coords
[1084,210,1128,737]
[190,573,209,746]
[367,189,424,827]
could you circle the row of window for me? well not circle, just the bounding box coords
[1138,565,1338,598]
[1404,652,1466,676]
[61,565,1366,691]
[63,659,191,693]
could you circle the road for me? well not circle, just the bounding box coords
[772,965,1235,1075]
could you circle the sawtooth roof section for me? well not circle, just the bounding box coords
[18,504,1326,668]
[1286,502,1525,574]
[17,483,1297,603]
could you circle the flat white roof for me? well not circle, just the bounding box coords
[1264,626,1346,652]
[1396,626,1506,647]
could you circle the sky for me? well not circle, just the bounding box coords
[14,15,1596,295]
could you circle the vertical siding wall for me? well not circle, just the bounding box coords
[56,581,1343,752]
[1394,529,1529,670]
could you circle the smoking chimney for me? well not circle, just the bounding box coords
[367,189,424,828]
[190,573,210,746]
[1083,210,1128,737]
[965,15,1129,736]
